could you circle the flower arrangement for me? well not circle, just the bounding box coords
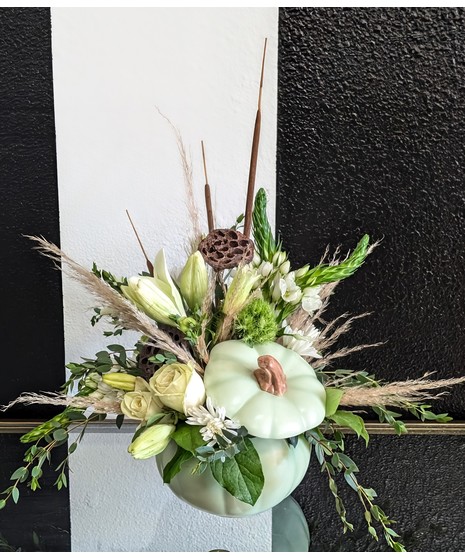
[2,40,463,552]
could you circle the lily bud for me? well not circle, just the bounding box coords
[128,423,175,459]
[223,266,260,315]
[123,276,185,327]
[84,372,101,391]
[102,372,136,391]
[178,251,208,311]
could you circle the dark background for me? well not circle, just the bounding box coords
[277,7,465,551]
[0,8,70,551]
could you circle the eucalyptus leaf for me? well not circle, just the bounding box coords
[53,429,68,442]
[11,487,19,504]
[10,467,27,481]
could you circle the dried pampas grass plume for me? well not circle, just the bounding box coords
[26,236,201,372]
[1,392,121,415]
[339,374,465,408]
[155,107,202,252]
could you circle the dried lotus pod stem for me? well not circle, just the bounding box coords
[126,209,154,275]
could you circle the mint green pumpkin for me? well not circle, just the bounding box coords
[204,340,326,439]
[156,436,310,517]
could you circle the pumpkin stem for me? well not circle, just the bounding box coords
[253,355,287,396]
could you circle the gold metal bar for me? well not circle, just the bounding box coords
[2,420,465,435]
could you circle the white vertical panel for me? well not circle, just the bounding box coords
[51,7,278,552]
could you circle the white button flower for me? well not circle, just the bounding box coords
[278,272,302,304]
[301,286,323,314]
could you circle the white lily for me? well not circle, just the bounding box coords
[122,250,186,326]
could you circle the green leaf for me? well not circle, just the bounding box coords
[171,424,206,454]
[331,410,369,446]
[162,446,192,483]
[338,453,359,473]
[344,471,358,491]
[31,466,42,479]
[65,410,86,421]
[106,344,125,353]
[325,388,344,417]
[115,414,125,429]
[10,467,27,481]
[95,350,112,363]
[210,438,264,506]
[53,429,68,442]
[11,487,19,504]
[0,500,6,510]
[371,505,381,521]
[145,413,166,428]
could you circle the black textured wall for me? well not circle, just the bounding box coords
[278,8,465,551]
[0,8,70,551]
[0,7,65,418]
[278,7,465,416]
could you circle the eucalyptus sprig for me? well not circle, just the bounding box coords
[307,426,406,552]
[63,344,137,393]
[0,412,105,510]
[91,263,128,293]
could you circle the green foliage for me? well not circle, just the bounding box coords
[63,345,136,393]
[210,438,264,506]
[234,298,278,346]
[91,263,127,292]
[171,424,206,454]
[1,413,104,510]
[405,403,453,423]
[298,235,371,288]
[148,351,178,366]
[325,388,344,417]
[163,447,192,483]
[90,307,127,336]
[373,407,408,435]
[175,314,203,345]
[330,410,369,446]
[307,426,406,552]
[252,188,280,262]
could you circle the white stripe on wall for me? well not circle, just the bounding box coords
[51,7,278,552]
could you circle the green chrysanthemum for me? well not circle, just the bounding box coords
[234,298,278,346]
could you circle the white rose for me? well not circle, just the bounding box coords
[149,363,205,414]
[121,378,163,422]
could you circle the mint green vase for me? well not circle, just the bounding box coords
[272,496,310,552]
